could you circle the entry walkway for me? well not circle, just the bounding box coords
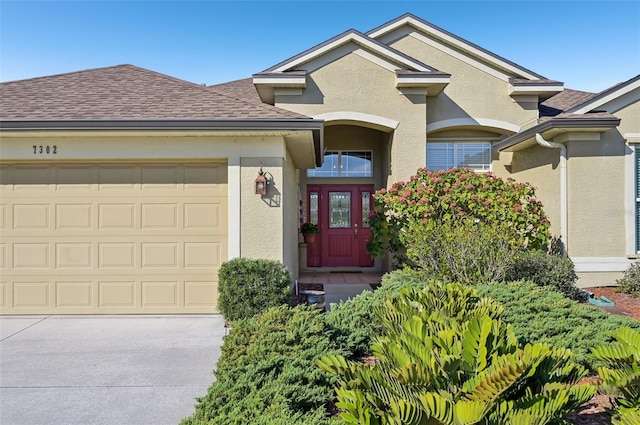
[0,315,225,425]
[298,271,383,310]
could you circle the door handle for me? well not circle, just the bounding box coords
[354,224,358,239]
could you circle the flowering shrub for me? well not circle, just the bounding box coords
[368,167,550,265]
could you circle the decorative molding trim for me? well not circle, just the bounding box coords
[626,143,637,255]
[572,257,634,272]
[228,157,241,259]
[313,111,399,131]
[426,117,520,134]
[625,133,640,143]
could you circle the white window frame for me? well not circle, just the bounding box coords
[426,141,492,172]
[625,136,640,255]
[307,150,373,178]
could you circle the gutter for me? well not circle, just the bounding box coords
[0,118,326,167]
[0,118,324,131]
[495,116,620,152]
[535,133,567,257]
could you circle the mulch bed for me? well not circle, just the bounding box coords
[568,287,638,424]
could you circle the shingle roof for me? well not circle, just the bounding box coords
[0,65,309,120]
[209,78,263,105]
[539,89,596,117]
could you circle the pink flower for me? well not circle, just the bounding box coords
[465,184,473,190]
[430,177,441,184]
[450,202,457,208]
[454,181,462,188]
[399,197,407,203]
[484,200,491,205]
[404,190,412,198]
[443,187,450,193]
[460,174,468,180]
[514,204,522,212]
[458,211,465,216]
[470,194,478,200]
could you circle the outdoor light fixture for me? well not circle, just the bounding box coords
[255,167,267,195]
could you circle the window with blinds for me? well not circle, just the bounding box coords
[427,142,491,171]
[636,148,640,252]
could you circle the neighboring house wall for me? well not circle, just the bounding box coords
[274,47,427,183]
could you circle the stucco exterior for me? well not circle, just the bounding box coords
[2,13,639,315]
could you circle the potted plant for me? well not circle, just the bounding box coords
[300,222,319,244]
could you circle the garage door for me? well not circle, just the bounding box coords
[0,163,227,314]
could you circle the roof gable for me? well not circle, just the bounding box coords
[566,74,640,114]
[262,29,436,74]
[367,13,547,82]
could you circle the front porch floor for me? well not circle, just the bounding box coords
[297,271,383,286]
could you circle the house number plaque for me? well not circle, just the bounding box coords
[32,145,58,155]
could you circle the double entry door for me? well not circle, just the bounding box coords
[306,185,374,267]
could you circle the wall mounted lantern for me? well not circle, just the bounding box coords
[255,167,267,195]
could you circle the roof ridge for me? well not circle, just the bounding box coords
[0,64,135,85]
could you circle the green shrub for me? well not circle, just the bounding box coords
[476,281,640,370]
[590,327,640,424]
[403,218,519,285]
[325,270,429,358]
[182,305,343,425]
[217,258,292,321]
[505,249,583,300]
[319,281,594,425]
[617,262,640,297]
[368,167,550,266]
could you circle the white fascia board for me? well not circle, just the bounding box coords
[370,16,541,80]
[271,31,431,73]
[509,84,564,95]
[396,75,451,87]
[252,75,306,87]
[568,79,640,114]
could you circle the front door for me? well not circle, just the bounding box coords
[307,185,374,267]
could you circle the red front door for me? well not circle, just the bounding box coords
[307,185,374,267]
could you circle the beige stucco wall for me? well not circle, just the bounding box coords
[494,145,562,242]
[283,149,300,278]
[240,157,286,262]
[565,134,627,258]
[274,47,427,183]
[387,33,538,132]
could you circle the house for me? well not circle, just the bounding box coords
[1,13,637,314]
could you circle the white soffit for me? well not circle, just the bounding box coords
[370,17,542,81]
[567,79,640,114]
[269,30,433,73]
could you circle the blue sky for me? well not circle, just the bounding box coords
[1,1,639,93]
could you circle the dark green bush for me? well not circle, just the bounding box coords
[617,262,640,297]
[325,270,429,357]
[217,258,292,321]
[476,281,640,370]
[504,249,583,300]
[182,305,344,425]
[403,218,519,285]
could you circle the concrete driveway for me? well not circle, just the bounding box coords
[0,315,225,425]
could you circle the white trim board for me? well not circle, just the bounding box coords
[572,257,633,272]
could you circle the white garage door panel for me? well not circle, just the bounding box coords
[0,163,227,314]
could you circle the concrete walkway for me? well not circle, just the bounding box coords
[0,315,225,425]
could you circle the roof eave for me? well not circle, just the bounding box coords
[495,117,621,152]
